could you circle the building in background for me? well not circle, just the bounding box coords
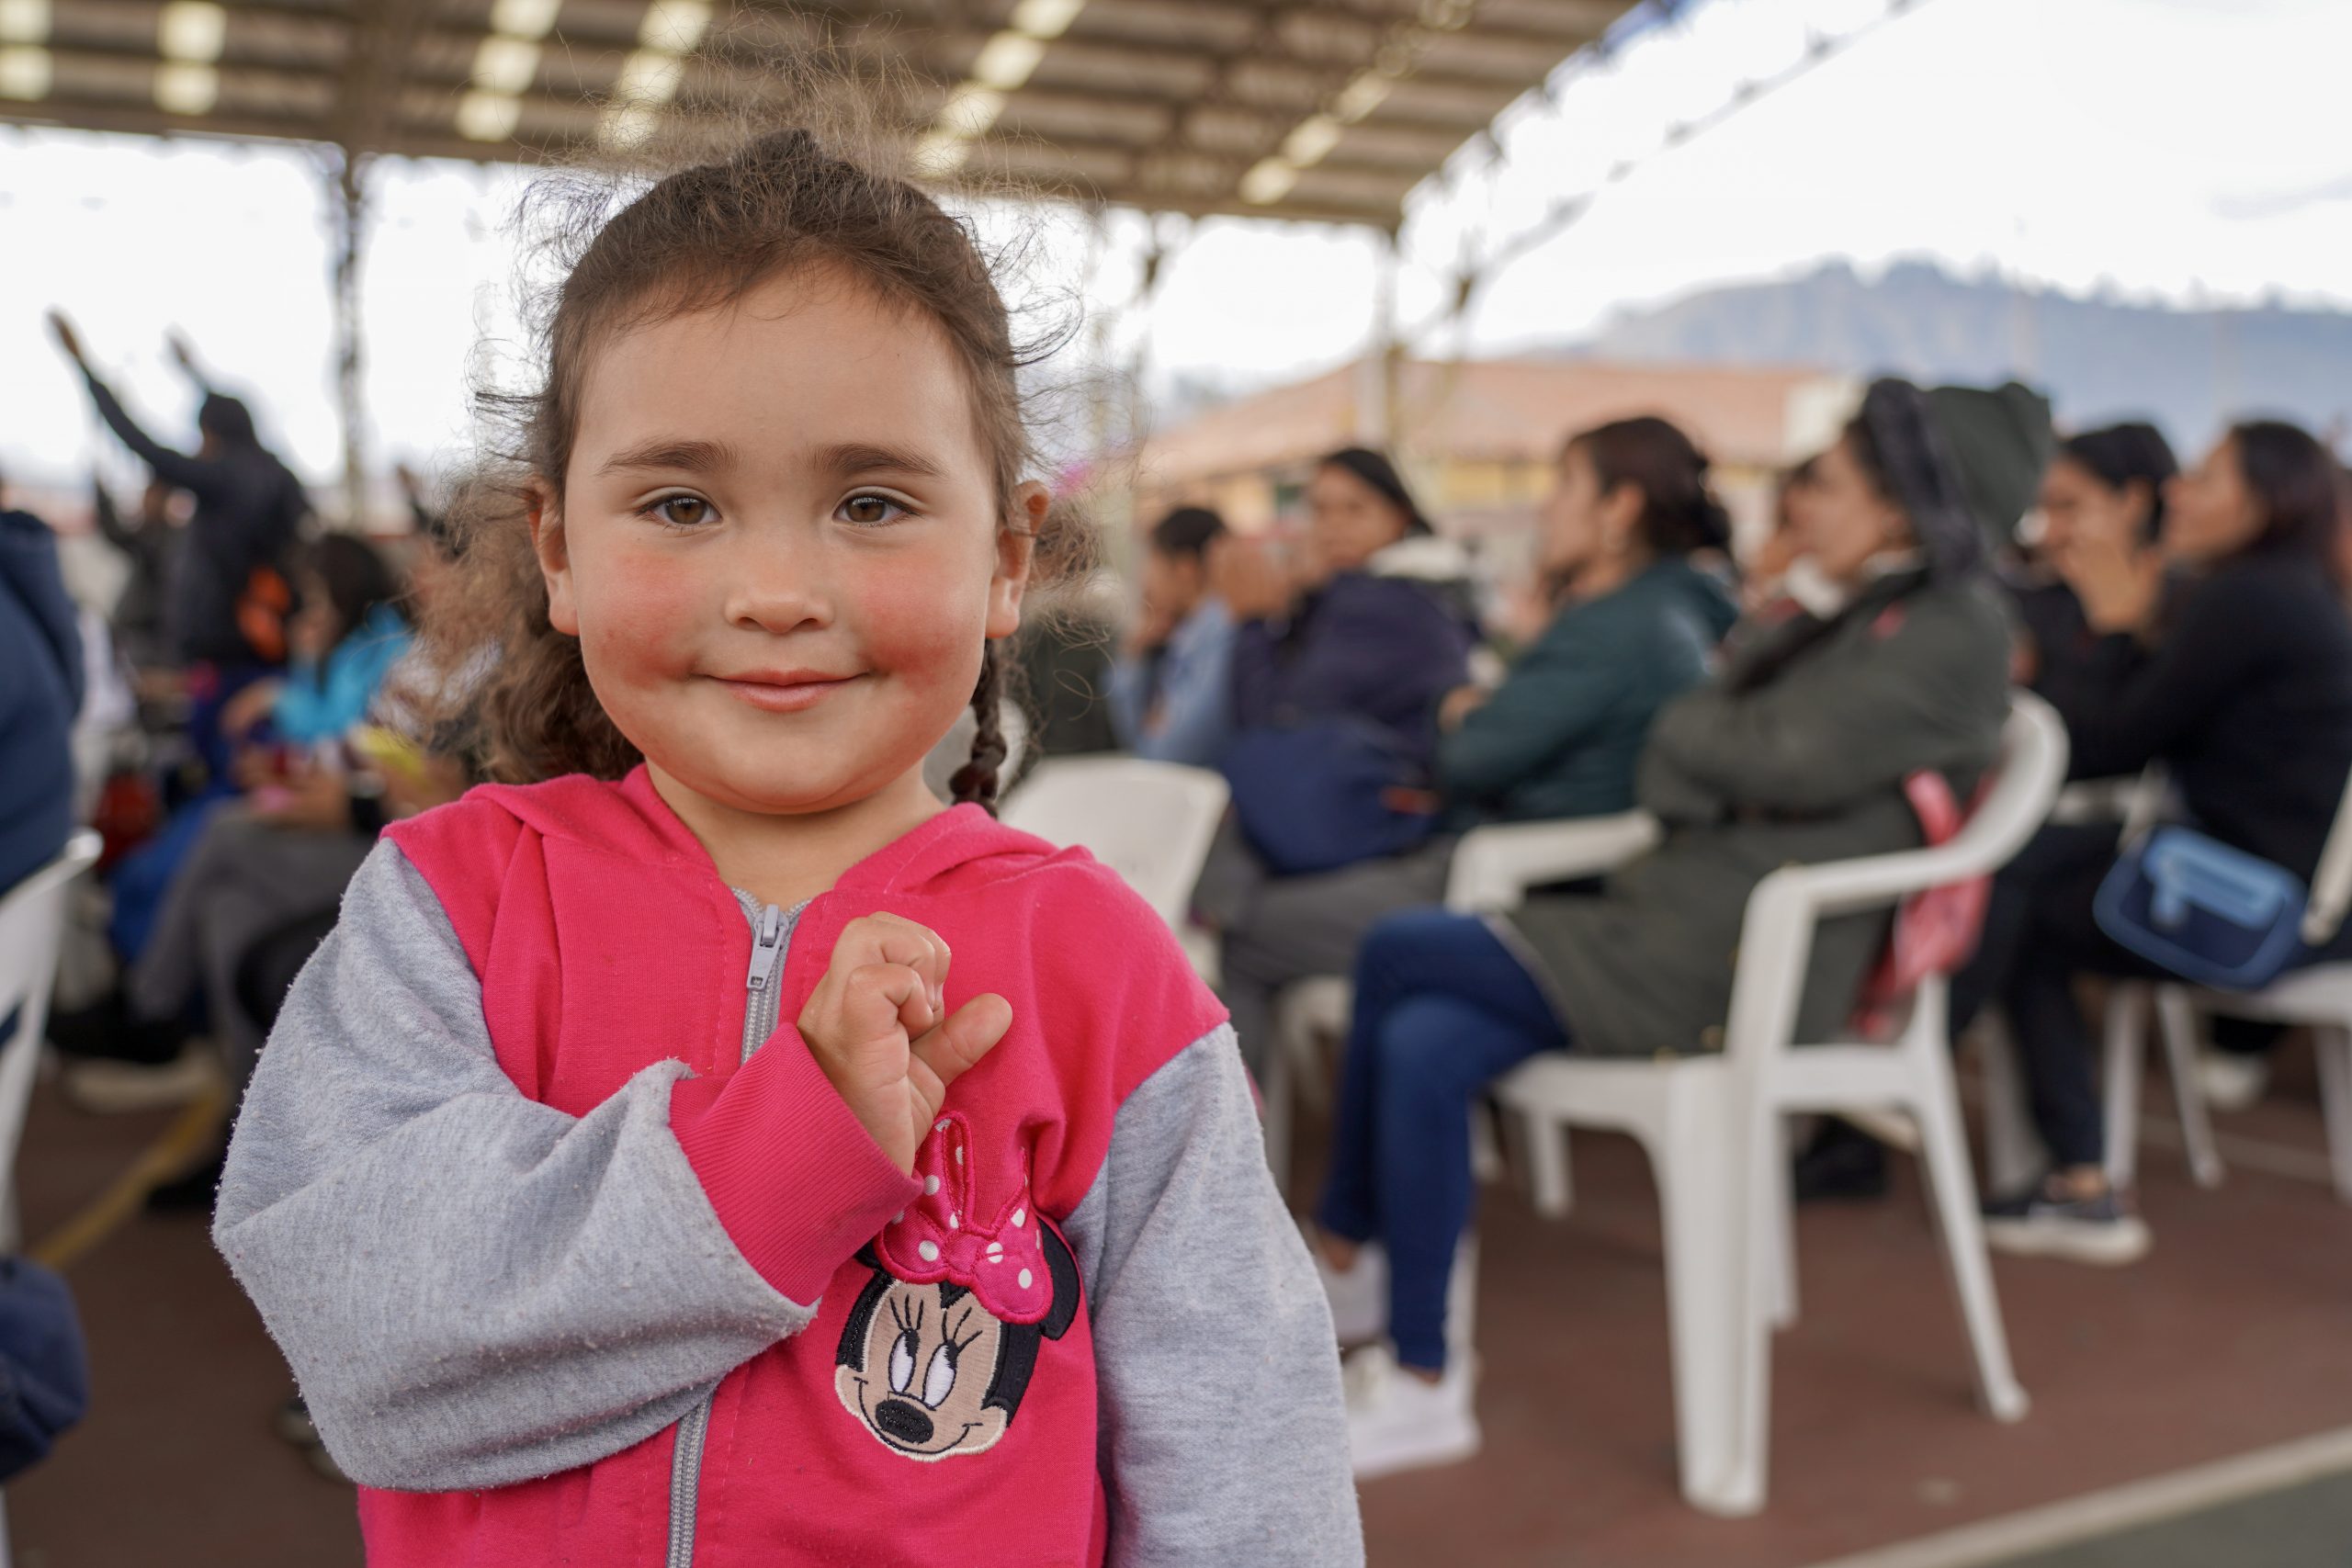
[1132,355,1856,567]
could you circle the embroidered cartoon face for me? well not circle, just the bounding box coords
[832,1114,1081,1461]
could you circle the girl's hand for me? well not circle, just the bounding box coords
[2053,534,2164,635]
[797,914,1012,1174]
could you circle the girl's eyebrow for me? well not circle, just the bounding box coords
[820,442,946,481]
[595,437,739,478]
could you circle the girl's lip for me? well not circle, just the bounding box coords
[709,671,862,713]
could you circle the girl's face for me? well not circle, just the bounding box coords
[2039,457,2147,557]
[537,265,1036,821]
[1537,441,1638,583]
[1305,463,1410,579]
[2163,437,2267,565]
[1790,435,1913,586]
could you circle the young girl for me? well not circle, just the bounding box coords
[214,128,1360,1565]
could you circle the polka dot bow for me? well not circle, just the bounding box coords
[873,1112,1054,1325]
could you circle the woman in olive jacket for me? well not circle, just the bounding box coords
[1317,379,2012,1480]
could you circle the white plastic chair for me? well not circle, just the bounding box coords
[0,832,101,1248]
[998,758,1228,959]
[1257,813,1661,1201]
[1490,695,2064,1516]
[0,832,99,1568]
[2103,761,2352,1201]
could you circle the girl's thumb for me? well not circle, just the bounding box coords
[914,993,1012,1091]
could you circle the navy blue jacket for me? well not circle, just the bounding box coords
[1229,569,1476,774]
[0,509,85,896]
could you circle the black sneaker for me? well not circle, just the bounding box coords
[143,1144,229,1216]
[1794,1119,1890,1202]
[1983,1181,2151,1266]
[45,988,189,1066]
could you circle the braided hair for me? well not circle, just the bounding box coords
[949,644,1009,812]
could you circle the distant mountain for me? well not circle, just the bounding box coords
[1564,259,2352,451]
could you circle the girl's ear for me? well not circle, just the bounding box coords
[987,481,1047,640]
[527,480,579,637]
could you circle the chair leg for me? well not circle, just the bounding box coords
[2316,1026,2352,1206]
[1911,1042,2031,1424]
[1521,1109,1573,1220]
[2154,986,2225,1189]
[1652,1101,1756,1516]
[2102,983,2149,1192]
[1763,1111,1798,1330]
[1975,1018,2048,1198]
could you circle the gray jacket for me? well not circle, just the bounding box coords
[215,842,1362,1566]
[1503,571,2013,1056]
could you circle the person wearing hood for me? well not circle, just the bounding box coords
[1311,380,2010,1478]
[1213,446,1479,774]
[48,314,308,682]
[0,479,86,897]
[1214,418,1738,1084]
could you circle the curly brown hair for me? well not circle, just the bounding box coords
[419,122,1087,810]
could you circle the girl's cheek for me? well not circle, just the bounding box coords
[581,550,707,682]
[847,552,993,675]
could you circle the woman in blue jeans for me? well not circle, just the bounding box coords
[1317,378,2015,1480]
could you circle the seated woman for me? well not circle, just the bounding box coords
[2013,423,2178,694]
[1214,446,1478,774]
[1216,417,1738,1079]
[1316,379,2012,1478]
[1952,420,2352,1264]
[59,532,436,1116]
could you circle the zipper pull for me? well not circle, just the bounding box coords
[746,904,786,993]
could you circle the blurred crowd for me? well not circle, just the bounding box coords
[6,308,2351,1484]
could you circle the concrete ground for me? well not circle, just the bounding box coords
[6,1033,2350,1567]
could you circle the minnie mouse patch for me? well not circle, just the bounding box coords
[833,1113,1080,1461]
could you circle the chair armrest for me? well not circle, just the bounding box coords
[1445,812,1660,912]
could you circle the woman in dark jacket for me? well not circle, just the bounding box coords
[1953,421,2352,1264]
[1316,380,2012,1479]
[1214,447,1478,774]
[2012,423,2177,695]
[1216,419,1737,1078]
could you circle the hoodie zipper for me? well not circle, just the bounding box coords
[666,896,800,1568]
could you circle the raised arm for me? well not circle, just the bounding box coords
[214,841,919,1491]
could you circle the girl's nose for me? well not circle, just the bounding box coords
[721,538,832,635]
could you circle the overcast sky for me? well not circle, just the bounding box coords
[1,0,2346,495]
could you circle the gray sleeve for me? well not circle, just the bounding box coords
[1064,1025,1365,1568]
[212,840,808,1492]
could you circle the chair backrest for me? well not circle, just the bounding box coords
[0,833,103,1210]
[998,758,1230,930]
[1724,693,2069,1063]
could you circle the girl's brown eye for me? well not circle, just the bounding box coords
[843,495,896,525]
[655,496,709,527]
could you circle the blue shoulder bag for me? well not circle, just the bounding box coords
[2093,826,2307,990]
